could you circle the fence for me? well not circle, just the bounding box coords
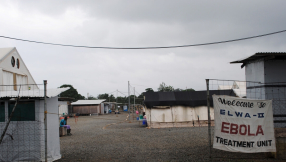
[206,79,286,160]
[2,80,285,161]
[0,83,50,162]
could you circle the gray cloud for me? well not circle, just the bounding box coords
[0,0,286,97]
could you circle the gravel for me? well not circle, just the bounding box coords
[56,112,282,162]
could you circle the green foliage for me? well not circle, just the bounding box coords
[97,93,116,102]
[87,95,97,100]
[145,88,154,92]
[184,88,195,91]
[59,84,85,101]
[174,88,195,92]
[117,96,127,104]
[158,82,174,92]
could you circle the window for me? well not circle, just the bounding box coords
[0,102,4,122]
[16,58,20,69]
[11,56,15,67]
[8,101,35,121]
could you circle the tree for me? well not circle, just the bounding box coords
[145,88,154,92]
[174,88,183,92]
[158,82,174,92]
[97,93,116,102]
[184,88,195,91]
[174,88,195,92]
[59,84,85,101]
[87,95,97,100]
[117,96,127,104]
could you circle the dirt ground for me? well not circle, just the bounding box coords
[56,112,284,162]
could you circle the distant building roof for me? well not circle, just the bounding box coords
[0,87,69,98]
[144,90,236,108]
[71,99,106,105]
[230,52,286,68]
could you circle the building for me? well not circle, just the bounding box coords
[143,90,236,128]
[71,100,106,115]
[58,97,74,118]
[0,47,69,161]
[0,47,38,91]
[231,52,286,127]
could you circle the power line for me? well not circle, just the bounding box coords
[0,29,286,49]
[117,90,127,96]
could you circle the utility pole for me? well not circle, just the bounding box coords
[116,89,118,115]
[128,81,130,122]
[44,80,47,162]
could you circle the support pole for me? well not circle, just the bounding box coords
[206,79,212,159]
[134,87,135,120]
[116,90,118,116]
[128,81,130,122]
[44,80,47,162]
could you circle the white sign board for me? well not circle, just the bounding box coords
[213,95,276,153]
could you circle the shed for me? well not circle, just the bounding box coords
[71,100,106,115]
[144,90,236,128]
[231,52,286,127]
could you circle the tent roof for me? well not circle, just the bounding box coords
[71,99,106,105]
[144,90,236,108]
[0,87,69,98]
[218,85,232,90]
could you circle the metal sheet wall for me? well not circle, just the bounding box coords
[72,105,100,114]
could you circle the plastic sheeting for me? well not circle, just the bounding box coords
[144,90,236,108]
[145,106,214,123]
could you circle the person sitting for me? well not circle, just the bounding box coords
[60,117,72,135]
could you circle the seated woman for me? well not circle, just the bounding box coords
[60,117,72,135]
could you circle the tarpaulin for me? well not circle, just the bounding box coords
[144,90,236,108]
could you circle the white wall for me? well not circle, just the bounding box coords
[0,48,38,90]
[41,97,61,161]
[58,101,68,117]
[145,106,214,123]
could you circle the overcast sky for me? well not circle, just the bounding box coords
[1,0,286,98]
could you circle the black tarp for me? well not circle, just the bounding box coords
[144,90,236,108]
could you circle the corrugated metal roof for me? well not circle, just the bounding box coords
[230,52,286,64]
[71,99,106,105]
[0,87,69,98]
